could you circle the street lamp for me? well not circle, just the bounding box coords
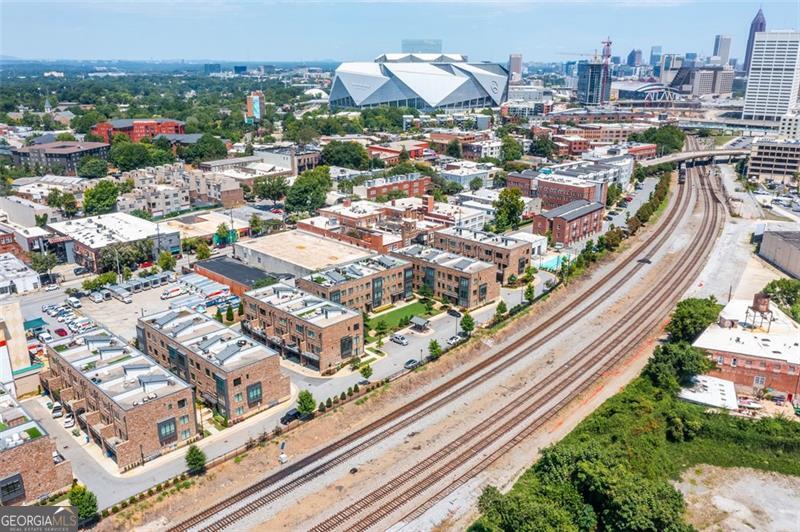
[419,348,423,365]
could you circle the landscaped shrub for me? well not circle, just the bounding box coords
[101,509,109,518]
[340,392,346,401]
[326,397,332,408]
[111,505,118,513]
[347,386,353,397]
[353,384,360,393]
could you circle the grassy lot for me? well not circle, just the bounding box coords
[367,301,435,330]
[713,134,737,147]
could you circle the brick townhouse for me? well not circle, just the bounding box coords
[137,308,290,424]
[532,200,604,246]
[431,227,532,284]
[242,283,363,375]
[40,329,198,471]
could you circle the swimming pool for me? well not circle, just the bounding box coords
[540,254,571,271]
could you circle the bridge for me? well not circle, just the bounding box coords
[640,149,749,168]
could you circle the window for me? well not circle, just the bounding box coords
[235,393,243,403]
[157,418,177,445]
[0,474,24,504]
[247,382,262,406]
[296,324,304,334]
[731,358,737,367]
[177,399,187,409]
[181,430,191,440]
[205,368,210,377]
[167,403,173,410]
[233,377,242,387]
[179,415,189,425]
[717,356,724,364]
[235,406,245,416]
[754,375,766,387]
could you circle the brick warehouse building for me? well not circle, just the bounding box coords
[431,227,532,284]
[391,244,499,310]
[694,295,800,397]
[40,329,199,471]
[0,384,73,504]
[137,308,290,424]
[11,141,110,176]
[91,118,185,143]
[532,200,604,246]
[194,256,278,296]
[296,255,413,314]
[535,175,607,210]
[242,283,363,374]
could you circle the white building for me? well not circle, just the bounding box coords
[438,161,498,189]
[742,31,800,122]
[779,111,800,139]
[0,254,39,295]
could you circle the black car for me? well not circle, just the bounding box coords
[447,308,462,318]
[73,267,88,276]
[280,408,301,425]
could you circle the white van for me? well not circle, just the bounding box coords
[161,286,184,300]
[66,297,81,309]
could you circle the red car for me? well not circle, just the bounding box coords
[54,328,68,337]
[625,196,634,202]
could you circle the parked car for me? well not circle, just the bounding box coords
[54,328,68,337]
[38,332,53,343]
[51,404,63,418]
[45,284,59,292]
[73,267,88,276]
[447,335,461,346]
[404,359,420,370]
[391,334,408,346]
[66,297,81,309]
[447,308,462,318]
[63,417,75,429]
[280,408,305,425]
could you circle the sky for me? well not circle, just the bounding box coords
[1,0,799,64]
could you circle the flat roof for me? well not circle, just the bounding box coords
[140,307,278,372]
[393,244,494,274]
[195,256,275,287]
[0,253,37,282]
[435,227,529,250]
[301,255,409,288]
[159,211,249,240]
[321,200,386,219]
[235,230,373,271]
[541,200,604,221]
[49,212,172,248]
[764,230,800,251]
[13,141,108,154]
[678,375,738,410]
[0,384,50,453]
[48,328,190,410]
[245,282,359,327]
[693,299,800,365]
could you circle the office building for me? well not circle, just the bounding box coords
[91,118,185,143]
[779,111,800,139]
[747,137,800,182]
[650,45,662,68]
[744,8,767,73]
[330,54,508,111]
[431,227,532,284]
[0,384,72,504]
[0,253,39,295]
[742,31,800,121]
[532,200,604,246]
[713,35,732,65]
[203,63,221,75]
[695,294,800,394]
[297,255,412,314]
[137,308,290,424]
[576,60,610,105]
[48,212,181,273]
[242,283,363,374]
[509,53,523,84]
[11,141,109,176]
[41,329,198,470]
[401,39,442,54]
[352,173,431,201]
[391,244,499,309]
[626,49,642,67]
[245,90,267,124]
[759,229,800,279]
[233,65,247,75]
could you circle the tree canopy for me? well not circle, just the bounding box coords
[285,166,331,213]
[82,180,119,215]
[493,187,525,231]
[77,156,108,178]
[321,140,370,170]
[665,297,722,343]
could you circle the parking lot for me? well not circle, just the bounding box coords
[80,284,176,339]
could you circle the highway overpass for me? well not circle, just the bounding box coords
[640,149,749,168]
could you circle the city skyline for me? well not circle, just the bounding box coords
[1,0,798,64]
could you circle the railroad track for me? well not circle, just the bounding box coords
[311,166,723,532]
[171,159,696,532]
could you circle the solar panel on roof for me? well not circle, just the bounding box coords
[155,311,179,327]
[327,271,347,283]
[216,344,241,363]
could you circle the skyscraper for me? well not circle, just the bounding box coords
[626,49,642,67]
[713,35,732,65]
[508,53,523,84]
[401,39,442,53]
[744,8,767,73]
[245,90,266,124]
[742,31,800,121]
[577,60,610,105]
[650,46,662,66]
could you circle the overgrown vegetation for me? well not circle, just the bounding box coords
[472,297,800,532]
[761,278,800,322]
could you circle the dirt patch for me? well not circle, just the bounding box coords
[676,465,800,532]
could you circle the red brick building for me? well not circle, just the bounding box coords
[537,175,608,210]
[352,173,431,200]
[367,140,429,165]
[193,256,277,297]
[507,170,539,197]
[92,118,185,143]
[552,135,590,157]
[532,200,604,246]
[694,295,800,398]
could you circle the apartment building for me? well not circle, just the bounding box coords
[462,139,502,161]
[391,245,499,309]
[747,138,800,183]
[242,283,363,374]
[11,141,110,176]
[431,227,531,284]
[137,308,290,424]
[367,140,429,165]
[0,384,72,504]
[297,255,413,313]
[438,161,498,189]
[40,329,198,471]
[117,163,244,208]
[536,175,608,210]
[532,200,604,246]
[352,172,431,200]
[91,118,185,143]
[116,184,190,218]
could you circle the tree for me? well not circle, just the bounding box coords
[321,141,370,170]
[68,484,98,522]
[629,125,686,155]
[60,193,78,217]
[196,240,212,260]
[30,251,57,277]
[109,142,150,171]
[643,342,713,392]
[83,180,118,215]
[446,139,463,158]
[665,297,722,343]
[495,300,508,320]
[244,142,254,156]
[254,175,288,204]
[469,177,484,192]
[606,183,622,207]
[237,301,244,316]
[249,214,264,236]
[460,312,475,336]
[225,304,234,322]
[46,189,63,208]
[359,364,373,380]
[493,187,525,231]
[130,208,153,221]
[215,223,230,246]
[429,339,442,360]
[525,283,535,302]
[34,213,48,227]
[375,320,389,342]
[285,166,331,213]
[297,389,316,416]
[157,250,177,271]
[185,444,207,474]
[530,136,557,158]
[501,135,523,161]
[214,308,223,322]
[77,156,108,178]
[418,285,434,300]
[182,133,228,165]
[55,132,76,141]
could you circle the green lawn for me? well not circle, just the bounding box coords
[367,301,432,330]
[713,134,737,147]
